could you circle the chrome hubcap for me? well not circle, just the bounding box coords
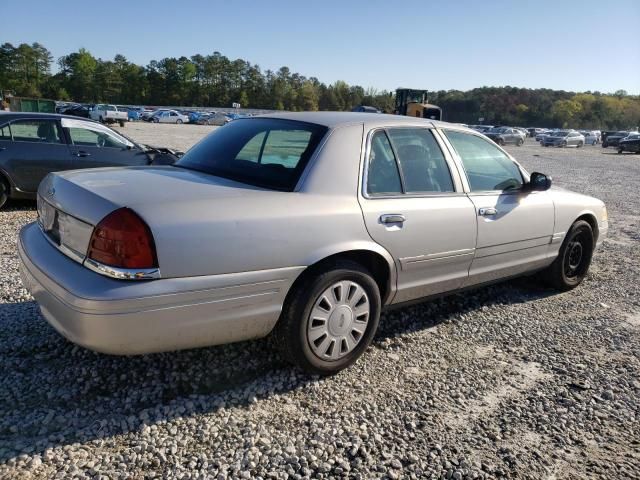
[307,280,370,361]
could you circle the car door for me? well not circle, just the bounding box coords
[358,127,477,303]
[62,118,148,169]
[0,119,72,193]
[441,129,555,286]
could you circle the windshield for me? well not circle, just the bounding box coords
[176,118,328,191]
[552,130,570,137]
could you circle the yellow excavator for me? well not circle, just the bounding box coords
[394,88,442,120]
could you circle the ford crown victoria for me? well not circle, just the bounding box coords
[18,112,608,374]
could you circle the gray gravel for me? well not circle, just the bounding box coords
[1,131,639,479]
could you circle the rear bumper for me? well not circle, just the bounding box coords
[18,222,303,355]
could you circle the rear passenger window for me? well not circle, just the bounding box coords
[387,128,454,193]
[9,120,64,144]
[367,131,402,195]
[0,124,10,140]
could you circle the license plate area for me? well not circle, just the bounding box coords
[37,197,61,245]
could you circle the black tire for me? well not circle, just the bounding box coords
[176,119,183,124]
[153,118,159,123]
[497,138,505,146]
[119,120,125,127]
[98,116,104,124]
[602,142,608,148]
[577,141,583,148]
[517,138,524,146]
[274,259,381,375]
[542,220,594,291]
[0,176,9,210]
[562,140,567,147]
[618,148,623,154]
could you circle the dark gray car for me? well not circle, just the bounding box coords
[0,113,180,209]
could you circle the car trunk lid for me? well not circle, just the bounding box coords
[36,166,283,273]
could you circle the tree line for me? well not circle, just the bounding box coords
[1,42,638,129]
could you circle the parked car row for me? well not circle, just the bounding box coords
[55,102,252,127]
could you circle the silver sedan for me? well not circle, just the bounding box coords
[19,113,608,374]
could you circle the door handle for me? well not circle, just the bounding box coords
[380,214,406,224]
[479,207,498,216]
[75,151,91,157]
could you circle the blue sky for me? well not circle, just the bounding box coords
[3,0,639,94]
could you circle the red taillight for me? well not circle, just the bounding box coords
[87,208,158,269]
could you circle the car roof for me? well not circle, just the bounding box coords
[0,112,101,124]
[256,111,461,131]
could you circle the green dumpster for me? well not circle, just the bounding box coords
[9,97,56,113]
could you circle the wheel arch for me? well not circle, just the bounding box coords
[575,212,599,245]
[0,167,16,193]
[290,245,397,307]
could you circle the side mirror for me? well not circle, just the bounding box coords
[528,172,552,191]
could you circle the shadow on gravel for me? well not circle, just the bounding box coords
[0,277,555,462]
[1,199,36,211]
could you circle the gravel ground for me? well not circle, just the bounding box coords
[1,128,639,479]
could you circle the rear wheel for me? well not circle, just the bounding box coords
[542,220,594,291]
[153,118,159,123]
[562,140,567,147]
[274,260,381,375]
[0,176,9,210]
[119,120,125,127]
[498,138,505,146]
[618,148,623,154]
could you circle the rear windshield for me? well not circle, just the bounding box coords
[176,118,327,191]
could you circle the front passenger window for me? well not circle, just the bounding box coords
[444,130,523,192]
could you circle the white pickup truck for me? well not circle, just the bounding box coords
[89,104,128,127]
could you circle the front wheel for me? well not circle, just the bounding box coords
[577,141,583,148]
[274,260,381,375]
[176,119,183,124]
[0,177,9,210]
[517,138,524,146]
[542,220,594,291]
[562,140,567,147]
